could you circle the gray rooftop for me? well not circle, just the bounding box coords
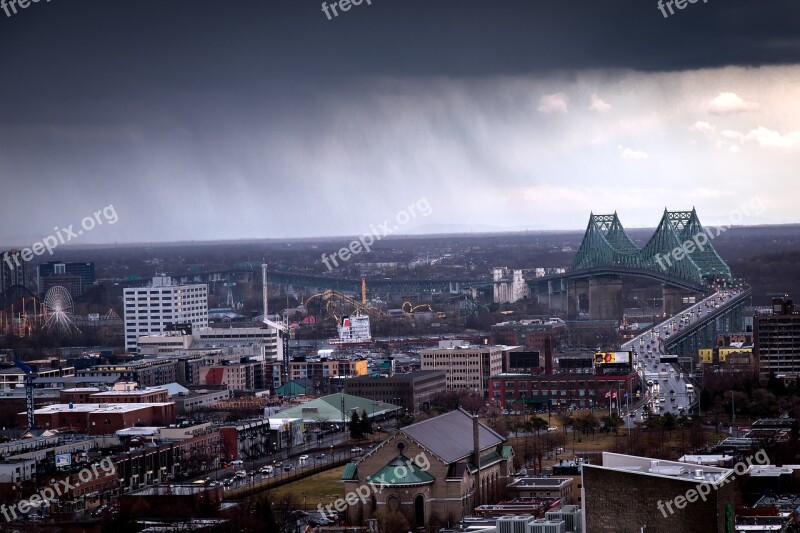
[508,477,572,488]
[401,408,504,464]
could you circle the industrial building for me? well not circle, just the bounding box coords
[344,370,446,413]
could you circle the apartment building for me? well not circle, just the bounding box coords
[755,296,800,381]
[77,358,179,388]
[123,276,208,353]
[288,357,368,381]
[420,343,504,394]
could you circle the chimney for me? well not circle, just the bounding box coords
[473,413,481,508]
[544,337,553,376]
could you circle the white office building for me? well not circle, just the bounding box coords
[124,276,208,352]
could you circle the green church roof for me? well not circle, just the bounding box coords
[366,454,435,487]
[341,463,358,481]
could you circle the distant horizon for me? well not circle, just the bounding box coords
[2,220,797,251]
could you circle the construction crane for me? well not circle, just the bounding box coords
[12,355,36,430]
[262,264,290,388]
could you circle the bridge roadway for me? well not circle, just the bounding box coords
[530,266,709,294]
[172,265,712,297]
[619,287,748,425]
[173,267,491,294]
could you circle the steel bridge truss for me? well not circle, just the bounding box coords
[572,209,732,286]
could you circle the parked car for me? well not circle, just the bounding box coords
[236,470,247,478]
[230,460,244,466]
[350,447,364,454]
[315,453,326,459]
[299,455,309,461]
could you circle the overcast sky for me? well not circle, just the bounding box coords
[1,0,799,245]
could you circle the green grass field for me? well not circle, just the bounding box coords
[266,467,347,508]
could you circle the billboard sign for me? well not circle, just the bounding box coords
[594,351,631,365]
[55,454,72,468]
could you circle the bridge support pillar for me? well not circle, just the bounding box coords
[663,286,695,316]
[588,277,622,320]
[567,279,590,318]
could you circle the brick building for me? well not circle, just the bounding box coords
[582,452,737,533]
[199,360,265,390]
[488,371,640,410]
[343,370,446,413]
[341,409,514,526]
[22,403,176,434]
[60,385,170,404]
[491,319,566,351]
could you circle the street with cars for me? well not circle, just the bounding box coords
[620,288,745,426]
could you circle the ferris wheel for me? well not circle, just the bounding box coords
[43,286,80,334]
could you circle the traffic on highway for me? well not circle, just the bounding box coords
[620,287,746,424]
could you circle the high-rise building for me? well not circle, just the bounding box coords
[37,261,96,297]
[754,296,800,381]
[1,249,27,295]
[123,276,208,353]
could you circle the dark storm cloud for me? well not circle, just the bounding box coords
[1,0,799,101]
[0,0,798,243]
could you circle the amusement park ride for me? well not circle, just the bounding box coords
[0,285,83,337]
